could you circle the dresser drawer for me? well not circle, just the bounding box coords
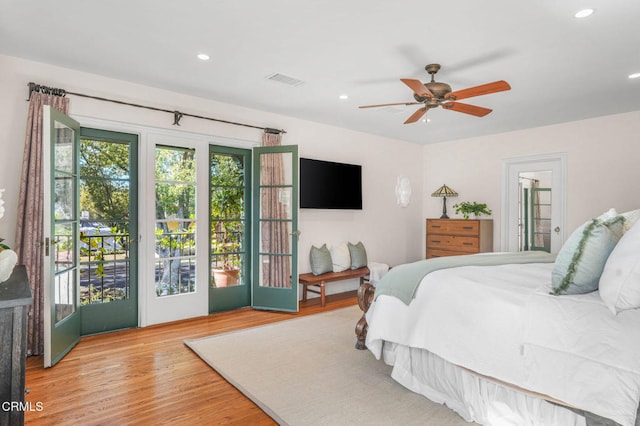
[426,219,479,236]
[426,248,468,259]
[426,235,479,253]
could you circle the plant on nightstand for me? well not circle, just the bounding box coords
[452,201,492,220]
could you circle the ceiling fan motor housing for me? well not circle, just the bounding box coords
[413,81,452,102]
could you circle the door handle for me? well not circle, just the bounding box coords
[554,226,560,233]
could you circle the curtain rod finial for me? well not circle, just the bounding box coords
[264,127,286,134]
[173,111,183,126]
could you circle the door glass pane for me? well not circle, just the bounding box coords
[55,269,76,323]
[155,146,196,296]
[53,222,75,272]
[260,152,292,185]
[54,173,74,220]
[531,187,552,252]
[53,120,77,324]
[260,187,292,219]
[79,138,133,305]
[259,221,293,253]
[259,151,292,288]
[54,125,74,173]
[210,152,247,288]
[258,254,292,288]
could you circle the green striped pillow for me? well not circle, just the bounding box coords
[552,210,625,295]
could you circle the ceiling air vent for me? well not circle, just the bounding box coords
[265,73,305,87]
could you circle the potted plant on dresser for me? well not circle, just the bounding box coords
[452,201,492,220]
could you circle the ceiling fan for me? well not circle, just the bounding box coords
[359,64,511,124]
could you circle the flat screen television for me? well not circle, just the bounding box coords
[299,158,362,209]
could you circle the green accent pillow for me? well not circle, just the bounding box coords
[551,210,625,295]
[310,244,332,275]
[348,241,368,269]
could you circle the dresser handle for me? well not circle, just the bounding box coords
[431,240,441,243]
[463,242,473,246]
[431,225,441,228]
[462,226,473,230]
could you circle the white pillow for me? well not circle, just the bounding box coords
[329,243,351,272]
[599,219,640,314]
[621,209,640,232]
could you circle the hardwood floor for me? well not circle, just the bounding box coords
[24,292,358,425]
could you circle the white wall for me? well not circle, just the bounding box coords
[422,111,640,252]
[0,54,424,298]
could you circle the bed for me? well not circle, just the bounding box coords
[357,209,640,426]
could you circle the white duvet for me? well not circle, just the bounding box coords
[365,262,640,426]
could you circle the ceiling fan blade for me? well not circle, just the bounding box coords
[445,80,511,101]
[358,101,422,109]
[404,107,427,124]
[442,102,492,117]
[400,78,434,98]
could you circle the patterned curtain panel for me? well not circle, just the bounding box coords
[260,133,291,288]
[15,93,69,356]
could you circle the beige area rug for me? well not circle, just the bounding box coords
[184,306,468,426]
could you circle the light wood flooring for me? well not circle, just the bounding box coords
[25,291,358,425]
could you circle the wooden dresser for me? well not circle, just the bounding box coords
[0,265,32,426]
[426,219,493,258]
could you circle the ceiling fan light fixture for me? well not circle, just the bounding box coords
[574,8,594,18]
[628,72,640,79]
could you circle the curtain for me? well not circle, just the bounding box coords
[15,93,69,356]
[260,132,291,288]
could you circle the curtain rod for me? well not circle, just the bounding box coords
[27,82,286,134]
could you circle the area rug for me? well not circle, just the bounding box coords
[184,306,467,425]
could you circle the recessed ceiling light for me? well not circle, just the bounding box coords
[339,94,349,100]
[574,8,594,18]
[197,53,210,61]
[629,72,640,79]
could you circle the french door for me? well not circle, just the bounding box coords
[145,138,300,322]
[145,141,206,325]
[43,106,81,367]
[78,128,138,334]
[252,145,299,312]
[209,145,252,313]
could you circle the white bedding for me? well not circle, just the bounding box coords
[365,262,640,426]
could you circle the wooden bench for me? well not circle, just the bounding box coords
[299,267,370,307]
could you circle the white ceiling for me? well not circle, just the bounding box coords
[1,0,639,145]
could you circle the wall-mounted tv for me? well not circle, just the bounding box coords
[299,158,362,209]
